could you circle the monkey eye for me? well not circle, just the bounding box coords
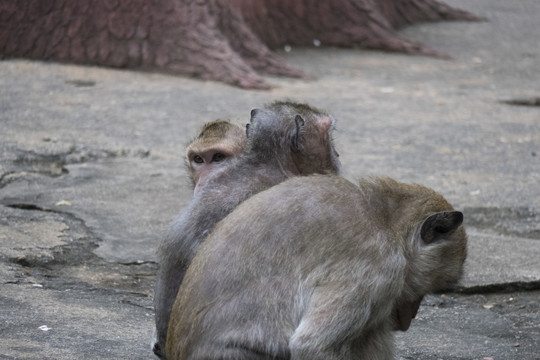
[193,155,204,164]
[245,123,250,137]
[212,153,226,162]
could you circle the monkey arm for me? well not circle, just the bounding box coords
[154,199,222,354]
[289,250,406,359]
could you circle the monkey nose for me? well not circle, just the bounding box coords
[250,109,260,120]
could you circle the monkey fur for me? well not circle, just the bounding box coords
[185,119,246,193]
[152,119,246,355]
[166,175,467,360]
[153,101,342,358]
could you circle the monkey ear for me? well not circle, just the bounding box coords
[420,211,463,244]
[316,115,334,132]
[291,115,305,152]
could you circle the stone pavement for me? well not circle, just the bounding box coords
[1,0,539,358]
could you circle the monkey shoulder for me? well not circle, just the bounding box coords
[270,173,356,190]
[256,174,362,205]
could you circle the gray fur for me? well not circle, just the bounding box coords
[166,175,467,360]
[153,101,341,358]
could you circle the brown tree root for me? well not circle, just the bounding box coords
[0,0,483,88]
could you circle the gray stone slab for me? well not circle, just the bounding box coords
[462,230,540,290]
[1,158,189,263]
[395,292,540,359]
[0,282,153,360]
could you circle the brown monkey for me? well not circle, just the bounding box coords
[153,101,342,358]
[152,119,246,356]
[166,175,467,360]
[185,120,246,193]
[182,115,426,339]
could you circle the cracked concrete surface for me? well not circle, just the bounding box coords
[1,0,539,359]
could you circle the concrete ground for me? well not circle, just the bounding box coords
[1,0,539,359]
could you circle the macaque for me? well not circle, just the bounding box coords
[185,120,246,193]
[153,101,342,358]
[166,175,467,360]
[153,119,246,356]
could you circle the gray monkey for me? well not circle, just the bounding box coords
[167,175,467,360]
[153,101,342,358]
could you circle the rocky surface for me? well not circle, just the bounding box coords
[1,0,539,359]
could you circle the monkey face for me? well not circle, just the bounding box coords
[185,120,246,193]
[187,146,236,194]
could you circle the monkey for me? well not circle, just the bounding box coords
[166,174,467,360]
[152,119,246,356]
[152,101,342,358]
[182,117,429,337]
[185,119,246,193]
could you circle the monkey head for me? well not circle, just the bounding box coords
[185,119,246,193]
[392,209,465,331]
[246,101,342,176]
[374,179,467,332]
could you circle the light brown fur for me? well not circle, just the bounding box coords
[185,119,246,193]
[167,175,467,360]
[153,102,342,359]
